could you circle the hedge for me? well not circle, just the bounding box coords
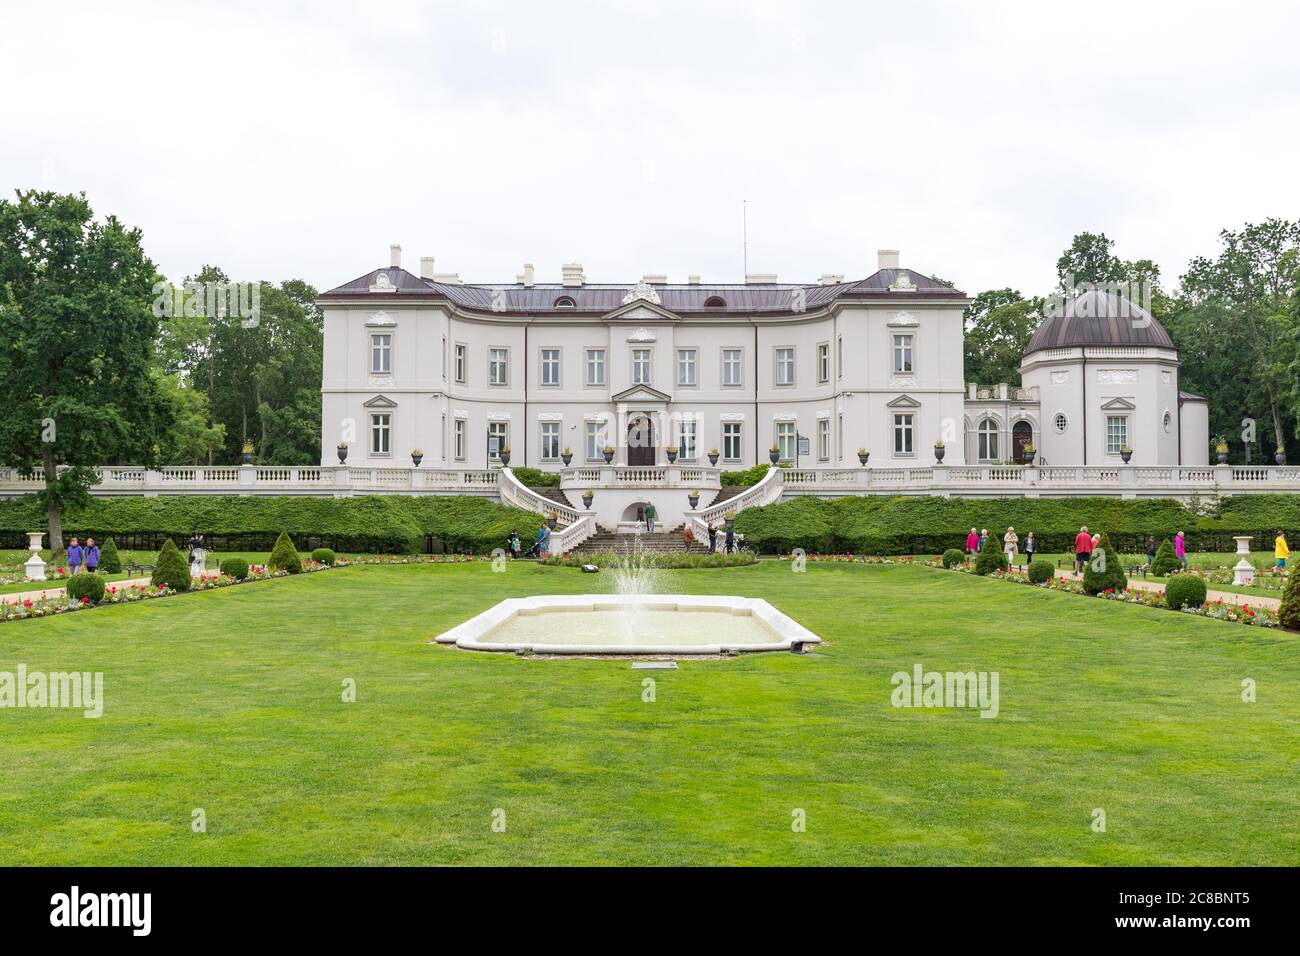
[65,572,107,603]
[719,463,772,488]
[732,494,1300,555]
[0,495,541,554]
[1164,574,1207,610]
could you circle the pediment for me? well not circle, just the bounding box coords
[363,394,398,408]
[611,384,672,404]
[1100,397,1136,411]
[886,394,922,408]
[603,299,680,323]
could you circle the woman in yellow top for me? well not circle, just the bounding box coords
[1275,531,1290,569]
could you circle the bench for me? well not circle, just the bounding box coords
[125,562,156,576]
[1054,557,1148,578]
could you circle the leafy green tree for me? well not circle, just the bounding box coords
[1082,532,1128,595]
[1056,231,1127,289]
[268,531,303,573]
[1150,538,1181,576]
[151,538,191,591]
[963,289,1042,386]
[153,370,227,464]
[973,536,1008,575]
[0,190,171,551]
[98,537,122,574]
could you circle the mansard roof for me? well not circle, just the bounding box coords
[319,267,967,315]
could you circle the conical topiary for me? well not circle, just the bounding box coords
[268,531,303,574]
[1278,568,1300,631]
[1082,532,1128,595]
[1151,538,1181,576]
[151,538,192,591]
[973,535,1009,576]
[99,537,122,574]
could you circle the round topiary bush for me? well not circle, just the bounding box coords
[973,537,1009,576]
[268,531,303,574]
[98,537,122,574]
[151,539,192,591]
[311,547,336,566]
[941,548,965,569]
[1028,559,1054,584]
[1151,538,1181,576]
[1164,573,1207,610]
[220,557,250,580]
[1082,532,1128,595]
[1278,568,1300,630]
[65,572,106,604]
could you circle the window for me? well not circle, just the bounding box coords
[893,413,914,456]
[633,348,652,385]
[892,333,914,374]
[703,296,727,309]
[441,336,446,378]
[453,419,466,460]
[837,337,843,379]
[1054,412,1068,433]
[978,419,999,461]
[585,421,605,461]
[554,296,576,309]
[454,344,467,384]
[586,349,605,386]
[723,422,742,461]
[1163,410,1172,433]
[776,347,795,386]
[1106,415,1128,455]
[817,343,830,383]
[678,419,697,460]
[776,421,796,462]
[818,418,830,461]
[677,349,697,386]
[489,348,509,386]
[540,422,560,460]
[488,421,508,460]
[722,349,743,387]
[370,333,392,374]
[370,413,391,455]
[540,348,560,387]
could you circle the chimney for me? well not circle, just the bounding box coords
[819,273,844,285]
[877,249,899,270]
[561,263,585,287]
[515,263,535,287]
[687,274,701,285]
[642,273,668,285]
[745,273,778,284]
[420,257,435,280]
[390,244,402,269]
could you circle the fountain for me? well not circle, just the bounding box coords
[1233,536,1256,586]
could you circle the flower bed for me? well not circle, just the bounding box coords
[544,551,758,569]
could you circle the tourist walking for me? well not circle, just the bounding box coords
[1023,532,1037,564]
[1145,536,1157,567]
[644,503,657,533]
[683,524,694,550]
[979,528,989,551]
[535,523,550,560]
[1274,530,1289,569]
[84,537,100,574]
[1073,526,1092,576]
[1003,527,1019,565]
[67,537,83,575]
[508,529,521,559]
[707,521,718,553]
[724,522,735,554]
[1175,530,1187,569]
[965,527,979,556]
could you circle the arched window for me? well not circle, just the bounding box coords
[978,419,999,462]
[553,296,576,309]
[1054,412,1068,433]
[703,296,727,309]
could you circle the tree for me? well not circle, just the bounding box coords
[1082,533,1128,595]
[1150,539,1181,576]
[963,289,1042,386]
[151,538,191,591]
[1056,231,1127,289]
[0,190,171,551]
[268,531,303,573]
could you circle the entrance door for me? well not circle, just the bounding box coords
[627,415,655,466]
[1012,421,1034,464]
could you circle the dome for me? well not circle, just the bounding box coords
[1023,289,1174,357]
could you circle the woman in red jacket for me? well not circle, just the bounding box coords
[1073,526,1093,576]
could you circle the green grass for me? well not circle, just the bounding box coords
[1,560,1297,865]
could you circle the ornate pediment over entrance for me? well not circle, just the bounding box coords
[622,279,662,305]
[611,384,672,404]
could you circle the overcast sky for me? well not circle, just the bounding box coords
[3,0,1298,297]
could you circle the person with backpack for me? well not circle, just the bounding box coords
[67,537,83,576]
[84,537,100,574]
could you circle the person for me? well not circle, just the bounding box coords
[1274,530,1289,569]
[1003,526,1019,565]
[979,528,989,551]
[965,527,979,556]
[644,503,657,533]
[67,536,83,575]
[536,523,550,560]
[724,522,735,555]
[707,520,718,553]
[1073,525,1092,576]
[187,532,203,561]
[1175,530,1187,570]
[1145,536,1157,568]
[508,529,521,559]
[84,537,100,574]
[683,524,694,549]
[1024,532,1037,564]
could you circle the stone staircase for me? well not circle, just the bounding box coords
[708,486,744,508]
[567,526,710,555]
[529,486,575,510]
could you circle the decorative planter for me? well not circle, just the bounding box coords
[1121,450,1133,464]
[858,452,869,466]
[546,517,557,530]
[581,492,594,509]
[1232,535,1256,586]
[666,448,678,463]
[934,445,945,463]
[688,493,700,509]
[769,449,780,465]
[337,445,348,465]
[411,453,423,467]
[499,450,511,467]
[562,452,573,466]
[708,452,719,466]
[1277,452,1287,465]
[1216,449,1229,464]
[242,449,255,464]
[603,449,615,465]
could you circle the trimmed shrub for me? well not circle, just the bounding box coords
[311,547,336,566]
[219,557,250,580]
[1164,574,1207,610]
[1151,538,1181,576]
[510,467,560,488]
[733,496,833,554]
[719,463,772,488]
[941,548,965,568]
[1028,559,1054,584]
[1279,568,1300,630]
[65,572,106,604]
[98,537,122,574]
[973,537,1009,576]
[1082,532,1128,595]
[268,531,303,573]
[151,539,192,591]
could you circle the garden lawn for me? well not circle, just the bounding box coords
[0,560,1297,865]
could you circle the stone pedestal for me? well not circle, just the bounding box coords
[25,531,46,581]
[1232,535,1255,586]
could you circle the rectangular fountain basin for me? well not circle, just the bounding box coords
[431,594,821,655]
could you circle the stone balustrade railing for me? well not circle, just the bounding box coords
[557,464,721,491]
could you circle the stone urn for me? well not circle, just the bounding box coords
[858,451,869,466]
[1121,448,1133,464]
[934,444,945,463]
[499,449,511,467]
[1232,535,1256,586]
[687,492,700,509]
[769,448,780,465]
[666,447,678,464]
[336,443,348,465]
[1216,447,1229,464]
[25,531,47,582]
[603,448,615,465]
[561,450,573,466]
[1276,451,1287,466]
[708,451,719,466]
[411,451,423,467]
[581,491,594,509]
[242,440,255,464]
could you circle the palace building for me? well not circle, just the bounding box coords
[318,247,1209,473]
